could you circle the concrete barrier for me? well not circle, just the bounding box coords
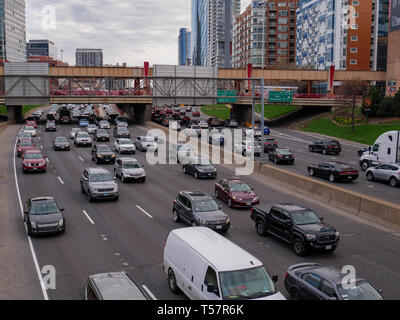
[146,121,400,226]
[0,122,7,135]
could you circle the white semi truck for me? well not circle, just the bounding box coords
[359,131,400,170]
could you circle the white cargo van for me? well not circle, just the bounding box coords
[359,131,400,170]
[163,227,286,300]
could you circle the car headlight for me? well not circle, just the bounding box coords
[97,155,103,158]
[58,219,64,227]
[198,218,207,225]
[112,154,115,158]
[114,185,119,192]
[225,218,230,224]
[335,231,340,237]
[232,196,237,200]
[305,234,317,241]
[30,222,37,229]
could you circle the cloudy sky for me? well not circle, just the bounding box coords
[26,0,252,67]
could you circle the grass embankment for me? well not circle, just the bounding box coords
[302,117,400,145]
[0,105,41,116]
[201,104,300,121]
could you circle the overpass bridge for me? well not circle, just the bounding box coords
[0,64,385,123]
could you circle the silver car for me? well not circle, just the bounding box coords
[99,120,110,129]
[80,168,119,202]
[135,136,158,152]
[87,124,98,134]
[366,163,400,187]
[70,128,81,140]
[114,138,136,154]
[114,158,146,183]
[74,132,92,147]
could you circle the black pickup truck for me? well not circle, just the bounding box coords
[250,203,340,256]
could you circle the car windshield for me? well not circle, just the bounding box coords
[20,141,33,146]
[30,201,59,215]
[77,133,90,138]
[88,125,96,128]
[277,149,292,155]
[333,163,352,170]
[292,210,321,225]
[97,146,112,152]
[118,128,129,132]
[24,153,43,160]
[192,199,219,212]
[20,133,31,138]
[90,173,113,182]
[337,281,383,300]
[56,138,68,143]
[123,162,141,169]
[220,267,276,300]
[97,130,107,135]
[119,140,132,145]
[192,126,200,129]
[196,159,212,166]
[230,183,251,192]
[24,126,34,130]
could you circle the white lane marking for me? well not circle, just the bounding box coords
[142,285,157,300]
[40,145,43,149]
[136,205,153,219]
[78,156,84,162]
[13,131,49,301]
[57,177,64,185]
[38,137,41,140]
[46,158,49,163]
[82,210,95,225]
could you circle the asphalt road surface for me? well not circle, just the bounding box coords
[8,113,400,300]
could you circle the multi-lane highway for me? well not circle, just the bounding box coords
[4,105,400,300]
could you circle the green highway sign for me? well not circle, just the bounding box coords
[268,91,293,103]
[217,90,237,103]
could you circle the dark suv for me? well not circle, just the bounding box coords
[250,203,340,256]
[172,191,230,232]
[309,140,342,155]
[91,144,116,164]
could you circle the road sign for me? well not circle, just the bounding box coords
[217,90,237,103]
[268,90,293,103]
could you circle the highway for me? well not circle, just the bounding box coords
[6,108,400,300]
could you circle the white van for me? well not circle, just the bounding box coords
[163,227,286,300]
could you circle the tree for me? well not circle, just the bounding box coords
[363,86,384,117]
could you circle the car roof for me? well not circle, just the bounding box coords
[181,191,212,200]
[24,149,42,154]
[89,272,146,300]
[87,167,110,174]
[30,196,55,203]
[225,178,246,184]
[171,227,263,272]
[293,265,363,284]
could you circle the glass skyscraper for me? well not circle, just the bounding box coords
[0,0,26,62]
[178,28,192,65]
[191,0,209,66]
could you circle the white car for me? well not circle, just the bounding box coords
[234,140,263,157]
[244,129,262,138]
[209,132,225,146]
[22,125,37,137]
[176,144,196,164]
[99,120,110,129]
[114,138,136,154]
[70,128,81,140]
[74,132,92,147]
[199,121,208,129]
[170,122,181,131]
[135,136,158,152]
[87,124,98,134]
[182,128,198,137]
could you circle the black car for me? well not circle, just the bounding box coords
[114,127,130,138]
[183,157,217,179]
[91,144,116,164]
[284,263,384,300]
[53,137,71,151]
[263,138,278,153]
[173,191,230,233]
[45,120,57,132]
[250,203,340,256]
[308,162,359,183]
[23,197,65,236]
[94,129,110,142]
[309,140,342,155]
[268,149,295,165]
[83,272,148,300]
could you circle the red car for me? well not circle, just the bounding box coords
[192,110,200,117]
[21,149,47,174]
[26,120,37,129]
[17,139,36,157]
[215,178,259,208]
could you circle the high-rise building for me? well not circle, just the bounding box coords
[233,0,298,69]
[386,0,400,95]
[192,0,241,68]
[27,39,58,60]
[296,0,389,71]
[178,28,192,65]
[0,0,26,62]
[75,48,103,67]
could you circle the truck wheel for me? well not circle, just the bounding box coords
[293,238,306,256]
[362,161,369,171]
[168,269,180,294]
[256,220,267,236]
[390,177,398,188]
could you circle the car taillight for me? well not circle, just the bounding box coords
[285,272,288,280]
[250,207,253,214]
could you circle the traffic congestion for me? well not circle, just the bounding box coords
[13,103,400,300]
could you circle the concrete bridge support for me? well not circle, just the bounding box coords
[7,105,23,123]
[117,103,152,125]
[230,104,252,125]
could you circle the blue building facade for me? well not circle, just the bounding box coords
[178,28,191,65]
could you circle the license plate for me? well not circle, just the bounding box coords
[104,193,110,196]
[325,245,332,250]
[348,176,353,180]
[216,225,222,230]
[208,173,212,176]
[247,202,251,206]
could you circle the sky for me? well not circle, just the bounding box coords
[26,0,252,67]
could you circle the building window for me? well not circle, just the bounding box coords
[350,59,357,64]
[350,47,358,53]
[352,1,359,5]
[351,24,358,29]
[351,36,358,41]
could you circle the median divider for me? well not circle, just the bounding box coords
[146,121,400,226]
